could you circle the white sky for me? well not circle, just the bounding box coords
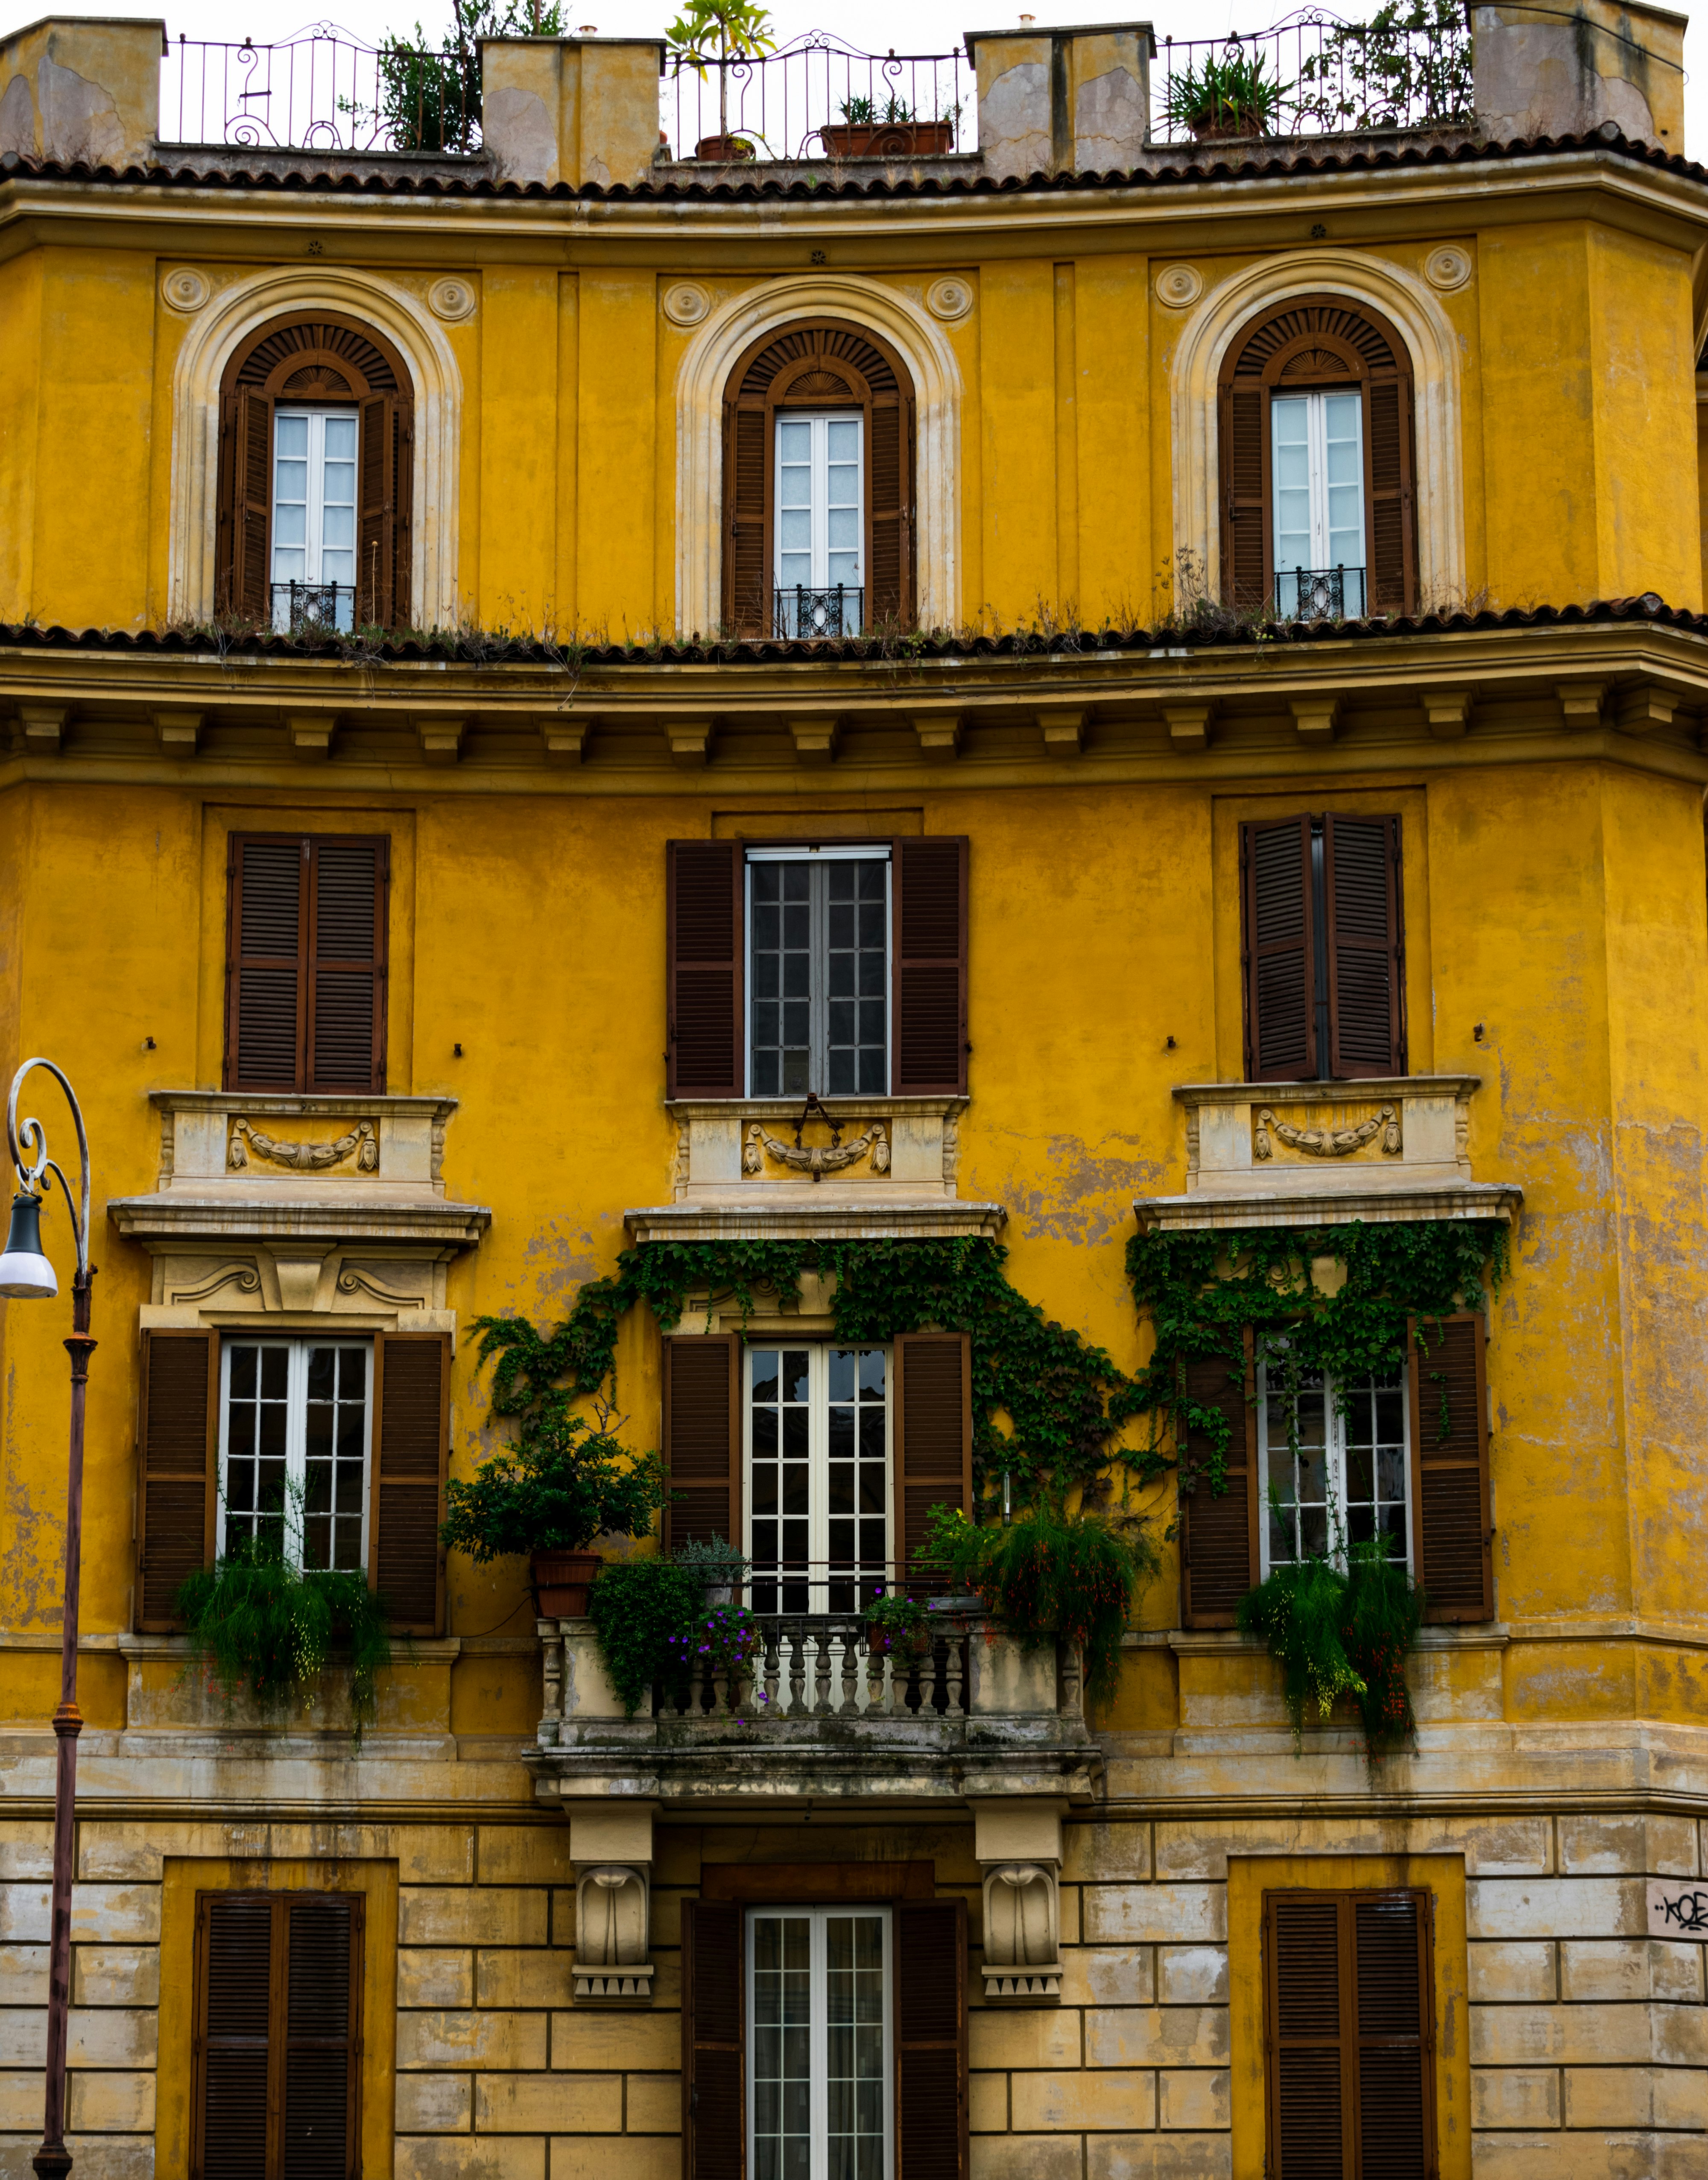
[67,0,1708,161]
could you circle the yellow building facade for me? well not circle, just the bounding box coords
[2,4,1708,2174]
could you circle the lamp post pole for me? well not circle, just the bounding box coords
[1,1060,95,2180]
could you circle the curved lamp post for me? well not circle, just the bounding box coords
[0,1060,95,2180]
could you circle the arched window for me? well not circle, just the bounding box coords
[1218,295,1416,618]
[722,319,915,639]
[216,314,414,634]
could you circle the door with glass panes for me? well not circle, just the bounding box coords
[746,1345,890,1613]
[749,1906,891,2180]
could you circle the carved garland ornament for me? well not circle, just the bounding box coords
[744,1119,890,1181]
[228,1117,379,1172]
[1254,1105,1401,1161]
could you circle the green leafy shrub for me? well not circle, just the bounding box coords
[918,1501,1158,1706]
[863,1591,931,1656]
[1163,48,1287,136]
[665,1602,766,1711]
[176,1536,394,1744]
[440,1395,667,1562]
[1236,1536,1425,1764]
[588,1558,705,1716]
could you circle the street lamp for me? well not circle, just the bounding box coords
[3,1060,95,2180]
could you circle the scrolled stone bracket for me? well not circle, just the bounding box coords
[564,1789,658,2007]
[974,1799,1065,2005]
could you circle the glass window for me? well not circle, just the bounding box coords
[775,411,864,636]
[1272,388,1366,618]
[749,1907,891,2180]
[748,848,889,1097]
[219,1337,371,1571]
[272,406,358,633]
[1258,1353,1410,1577]
[748,1345,889,1613]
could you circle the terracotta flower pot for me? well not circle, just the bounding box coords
[532,1548,602,1618]
[695,132,756,161]
[820,120,956,158]
[1188,114,1265,140]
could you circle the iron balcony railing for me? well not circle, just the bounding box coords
[664,32,973,162]
[161,23,480,152]
[775,583,864,639]
[1150,7,1472,144]
[272,580,355,635]
[1275,565,1367,620]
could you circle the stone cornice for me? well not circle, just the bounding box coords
[107,1193,491,1248]
[624,1200,1006,1243]
[1133,1181,1523,1232]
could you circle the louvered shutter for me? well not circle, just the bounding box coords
[895,1899,967,2180]
[725,400,769,636]
[357,391,397,628]
[1324,815,1404,1079]
[232,386,273,624]
[193,1892,273,2179]
[1353,1893,1431,2177]
[370,1332,450,1635]
[1267,1892,1350,2175]
[682,1899,743,2180]
[228,835,307,1093]
[664,1334,741,1553]
[892,836,968,1096]
[1241,816,1316,1083]
[667,841,744,1099]
[308,836,388,1093]
[1220,381,1268,610]
[1407,1312,1492,1623]
[1366,373,1416,613]
[894,1333,972,1594]
[868,390,912,624]
[282,1894,363,2180]
[137,1330,218,1632]
[1178,1334,1259,1629]
[392,399,415,627]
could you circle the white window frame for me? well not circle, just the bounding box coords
[1270,387,1367,615]
[1256,1354,1412,1581]
[773,409,866,594]
[743,843,892,1100]
[271,404,359,632]
[746,1905,894,2180]
[743,1341,894,1614]
[217,1335,373,1572]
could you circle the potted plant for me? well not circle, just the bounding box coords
[820,93,957,159]
[439,1397,667,1618]
[674,1534,750,1606]
[667,0,775,161]
[1162,48,1287,140]
[862,1588,932,1658]
[588,1556,707,1715]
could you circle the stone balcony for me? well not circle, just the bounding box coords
[526,1611,1102,1808]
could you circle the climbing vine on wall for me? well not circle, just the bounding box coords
[473,1236,1143,1507]
[1123,1218,1511,1495]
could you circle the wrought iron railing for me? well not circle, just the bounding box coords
[272,580,354,635]
[664,32,973,162]
[654,1612,973,1722]
[160,24,479,152]
[1275,565,1367,619]
[1150,8,1472,145]
[775,583,864,638]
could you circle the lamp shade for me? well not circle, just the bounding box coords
[0,1192,56,1300]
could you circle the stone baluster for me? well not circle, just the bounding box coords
[807,1629,832,1717]
[1059,1641,1084,1723]
[944,1630,967,1718]
[837,1627,862,1717]
[538,1617,564,1746]
[760,1624,783,1716]
[784,1622,809,1717]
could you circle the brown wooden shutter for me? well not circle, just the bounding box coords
[1220,381,1268,611]
[193,1890,363,2180]
[308,836,388,1093]
[392,399,415,627]
[892,836,968,1096]
[725,401,769,637]
[1178,1333,1259,1629]
[868,390,913,625]
[1263,1889,1433,2179]
[136,1329,218,1632]
[894,1332,972,1594]
[1366,373,1416,613]
[227,834,307,1093]
[1324,814,1404,1079]
[682,1899,744,2180]
[232,386,273,624]
[357,391,397,629]
[667,841,744,1099]
[1241,816,1316,1084]
[1407,1312,1492,1623]
[664,1334,741,1554]
[370,1332,450,1635]
[895,1898,968,2180]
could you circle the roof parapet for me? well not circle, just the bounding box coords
[0,13,162,167]
[963,20,1156,179]
[1468,0,1686,153]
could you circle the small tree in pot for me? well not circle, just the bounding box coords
[440,1394,667,1617]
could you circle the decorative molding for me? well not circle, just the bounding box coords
[1423,244,1473,293]
[673,275,963,633]
[661,280,712,327]
[1135,1181,1522,1234]
[573,1864,654,2002]
[981,1863,1062,2000]
[625,1200,1006,1244]
[229,1117,379,1173]
[743,1118,889,1181]
[925,275,974,323]
[166,265,463,628]
[171,1262,263,1304]
[427,275,477,322]
[336,1264,436,1308]
[1255,1105,1401,1161]
[1170,249,1466,609]
[1154,263,1203,309]
[667,1095,968,1208]
[161,267,211,314]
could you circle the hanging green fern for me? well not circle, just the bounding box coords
[1236,1535,1425,1766]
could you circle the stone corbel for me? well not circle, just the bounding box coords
[790,716,838,765]
[915,713,962,757]
[974,1799,1065,2001]
[1290,694,1340,744]
[566,1799,657,2004]
[1164,703,1214,752]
